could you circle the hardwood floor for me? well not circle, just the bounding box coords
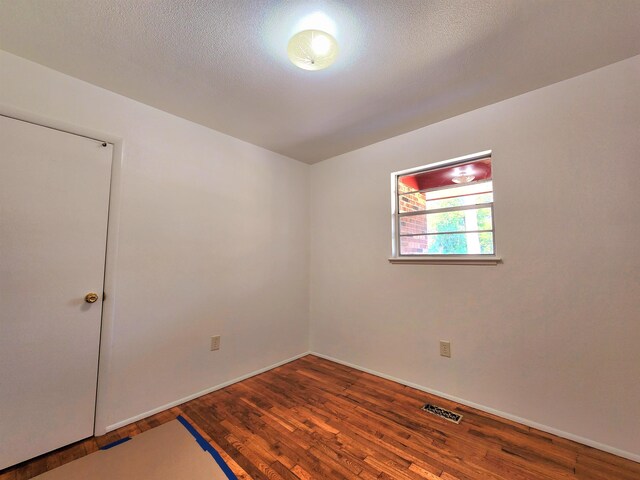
[1,355,638,479]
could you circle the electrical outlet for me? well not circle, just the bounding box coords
[210,335,221,351]
[440,340,451,358]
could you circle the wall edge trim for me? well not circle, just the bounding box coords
[101,351,311,434]
[309,351,640,463]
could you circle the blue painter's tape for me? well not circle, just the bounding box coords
[176,415,238,480]
[100,436,131,450]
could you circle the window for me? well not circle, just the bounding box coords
[390,151,499,264]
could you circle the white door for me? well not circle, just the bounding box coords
[0,115,112,469]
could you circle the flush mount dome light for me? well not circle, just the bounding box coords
[287,29,338,71]
[452,166,476,184]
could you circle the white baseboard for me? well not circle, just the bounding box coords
[310,351,640,463]
[102,351,311,434]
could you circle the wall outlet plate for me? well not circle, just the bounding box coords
[211,335,221,351]
[440,340,451,358]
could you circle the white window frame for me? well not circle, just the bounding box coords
[389,150,501,265]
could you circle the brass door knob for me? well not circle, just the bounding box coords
[84,292,99,303]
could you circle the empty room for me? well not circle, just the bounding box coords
[1,1,639,479]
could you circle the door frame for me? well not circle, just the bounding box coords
[0,104,123,437]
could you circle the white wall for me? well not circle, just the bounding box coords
[2,46,639,460]
[0,50,310,431]
[310,56,640,458]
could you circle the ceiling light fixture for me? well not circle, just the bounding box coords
[451,166,475,184]
[287,29,338,71]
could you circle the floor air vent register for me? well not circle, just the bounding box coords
[421,404,463,424]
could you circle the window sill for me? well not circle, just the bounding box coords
[388,256,502,266]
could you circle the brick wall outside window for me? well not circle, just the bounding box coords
[398,181,428,254]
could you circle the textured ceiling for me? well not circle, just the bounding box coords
[1,0,639,164]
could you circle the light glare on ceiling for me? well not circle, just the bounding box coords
[293,11,337,37]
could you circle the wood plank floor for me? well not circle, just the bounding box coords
[1,355,638,479]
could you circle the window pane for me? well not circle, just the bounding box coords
[427,207,492,233]
[424,181,492,200]
[400,190,492,213]
[425,192,493,211]
[399,181,493,213]
[400,232,494,255]
[399,207,493,235]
